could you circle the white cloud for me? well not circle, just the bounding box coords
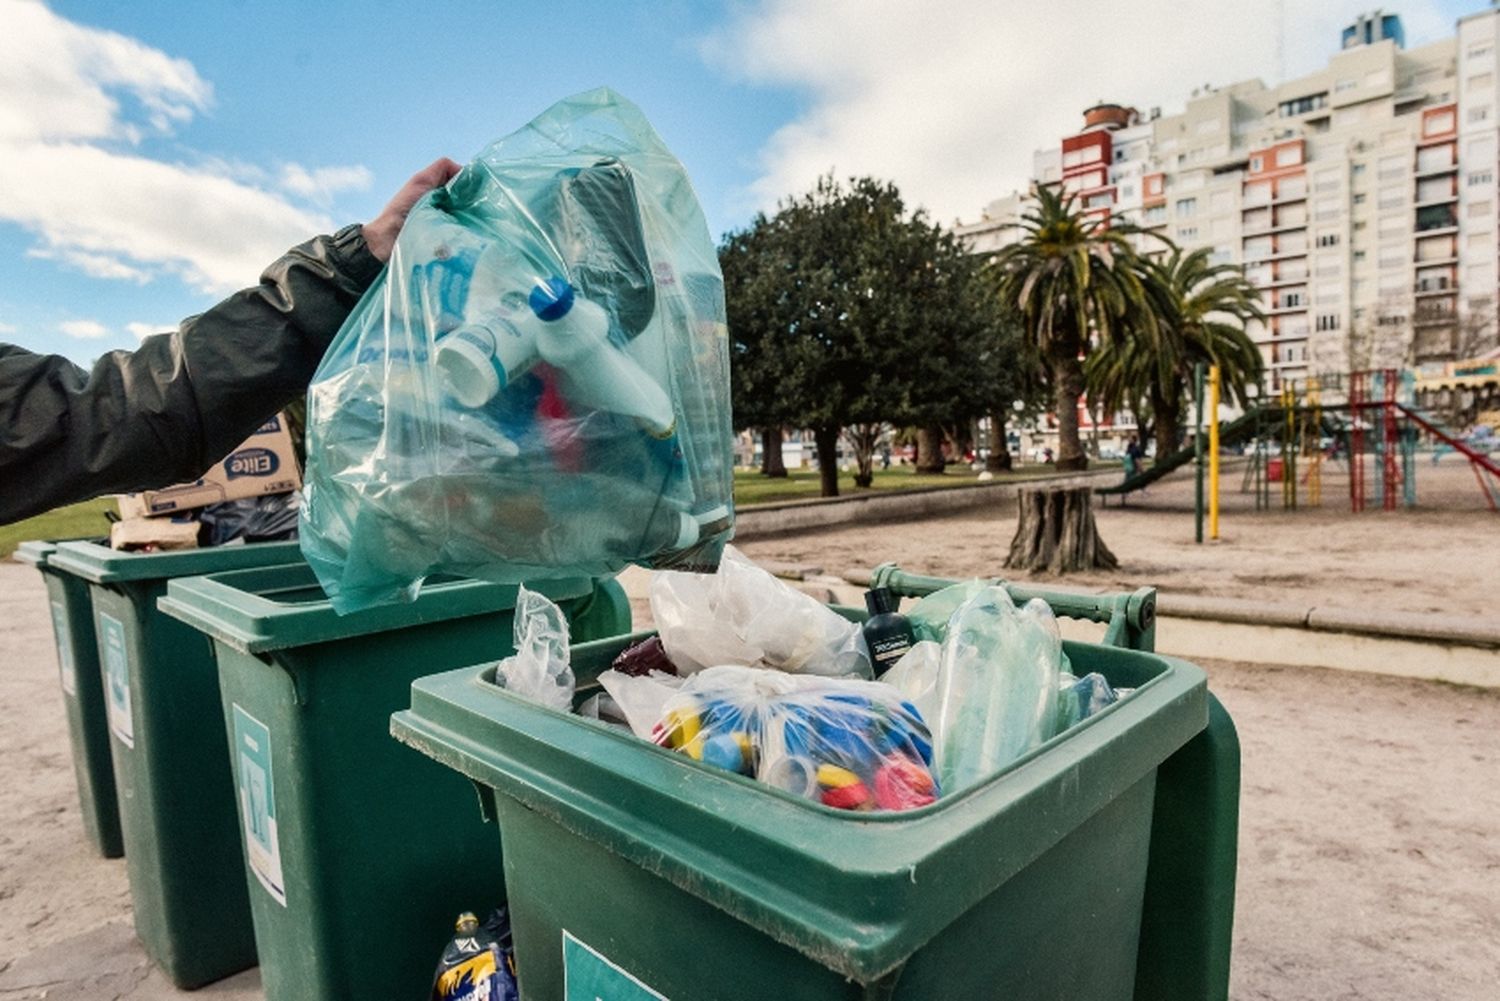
[280,163,374,206]
[59,319,107,339]
[702,0,1455,224]
[126,321,167,341]
[0,322,17,334]
[0,0,355,294]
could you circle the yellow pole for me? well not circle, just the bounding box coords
[1307,377,1322,506]
[1209,364,1221,540]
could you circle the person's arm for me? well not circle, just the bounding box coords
[0,158,459,526]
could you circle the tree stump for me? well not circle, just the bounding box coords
[1004,487,1119,574]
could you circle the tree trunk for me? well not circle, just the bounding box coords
[986,410,1013,472]
[813,424,841,498]
[1053,353,1089,471]
[760,426,787,477]
[915,424,946,474]
[1154,395,1181,465]
[1004,487,1119,574]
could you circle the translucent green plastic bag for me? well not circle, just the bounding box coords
[301,89,733,612]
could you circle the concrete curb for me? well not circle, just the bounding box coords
[734,468,1121,538]
[1157,593,1500,648]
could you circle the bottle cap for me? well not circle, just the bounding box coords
[528,276,576,321]
[436,326,502,408]
[865,587,898,616]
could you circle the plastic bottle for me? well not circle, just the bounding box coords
[435,273,676,435]
[862,587,916,676]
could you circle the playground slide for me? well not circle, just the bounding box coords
[1097,406,1276,497]
[1394,404,1500,476]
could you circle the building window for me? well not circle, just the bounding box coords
[1425,110,1456,136]
[1144,205,1166,223]
[1316,314,1341,331]
[1335,78,1357,92]
[1468,72,1494,91]
[1468,43,1493,60]
[1121,183,1135,198]
[1351,163,1366,177]
[1175,197,1198,216]
[1316,233,1340,248]
[1469,170,1494,186]
[1469,105,1491,124]
[1249,155,1264,172]
[1177,226,1199,241]
[1353,192,1367,205]
[1468,199,1493,218]
[1354,250,1367,262]
[1275,145,1304,167]
[1283,292,1305,307]
[1279,94,1327,118]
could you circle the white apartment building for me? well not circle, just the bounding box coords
[958,9,1500,392]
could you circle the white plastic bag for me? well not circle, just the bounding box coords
[596,668,687,739]
[649,547,871,677]
[495,586,574,711]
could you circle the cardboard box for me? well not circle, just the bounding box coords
[110,517,200,552]
[116,414,301,518]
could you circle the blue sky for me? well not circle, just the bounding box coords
[0,0,1486,362]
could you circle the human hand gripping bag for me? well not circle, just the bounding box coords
[300,89,734,612]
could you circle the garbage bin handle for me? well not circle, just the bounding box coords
[868,563,1156,652]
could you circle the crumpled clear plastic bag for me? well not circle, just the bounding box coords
[929,587,1064,793]
[880,639,942,725]
[1055,671,1130,731]
[300,89,733,612]
[651,665,939,811]
[494,586,574,712]
[650,546,871,677]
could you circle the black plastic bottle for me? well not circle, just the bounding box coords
[862,587,916,677]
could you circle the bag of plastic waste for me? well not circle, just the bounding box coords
[650,546,871,677]
[301,88,733,612]
[1055,671,1130,731]
[652,664,938,811]
[930,587,1064,793]
[198,492,301,547]
[493,586,574,712]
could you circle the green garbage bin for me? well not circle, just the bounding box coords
[157,561,631,1001]
[47,539,306,989]
[15,539,124,859]
[392,571,1240,1001]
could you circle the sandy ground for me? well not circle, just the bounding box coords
[737,455,1500,618]
[1,457,1497,998]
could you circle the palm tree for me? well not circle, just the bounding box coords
[990,187,1154,471]
[1087,247,1265,461]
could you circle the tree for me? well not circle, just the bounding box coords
[721,223,793,477]
[1087,246,1264,459]
[989,187,1154,471]
[721,175,980,497]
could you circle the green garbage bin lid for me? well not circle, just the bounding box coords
[48,539,305,585]
[13,540,58,568]
[158,561,596,655]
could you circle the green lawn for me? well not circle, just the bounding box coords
[733,463,1118,506]
[0,497,115,559]
[2,462,1121,559]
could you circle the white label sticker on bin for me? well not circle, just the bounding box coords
[99,613,132,748]
[50,600,77,697]
[563,931,668,1001]
[232,704,287,907]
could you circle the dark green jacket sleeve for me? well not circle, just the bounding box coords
[0,225,383,526]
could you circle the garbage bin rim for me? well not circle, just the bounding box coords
[13,539,58,567]
[158,563,598,655]
[48,539,304,585]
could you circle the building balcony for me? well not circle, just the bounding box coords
[1413,161,1458,180]
[1414,253,1460,266]
[1242,219,1308,237]
[1413,310,1457,327]
[1414,279,1456,296]
[1413,194,1458,210]
[1249,273,1310,288]
[1267,302,1310,314]
[1414,223,1458,237]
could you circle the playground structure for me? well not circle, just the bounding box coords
[1098,366,1500,533]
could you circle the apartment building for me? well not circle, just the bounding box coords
[958,9,1500,392]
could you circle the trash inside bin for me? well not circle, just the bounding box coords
[157,561,630,1001]
[393,576,1238,1001]
[15,539,123,859]
[46,540,305,988]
